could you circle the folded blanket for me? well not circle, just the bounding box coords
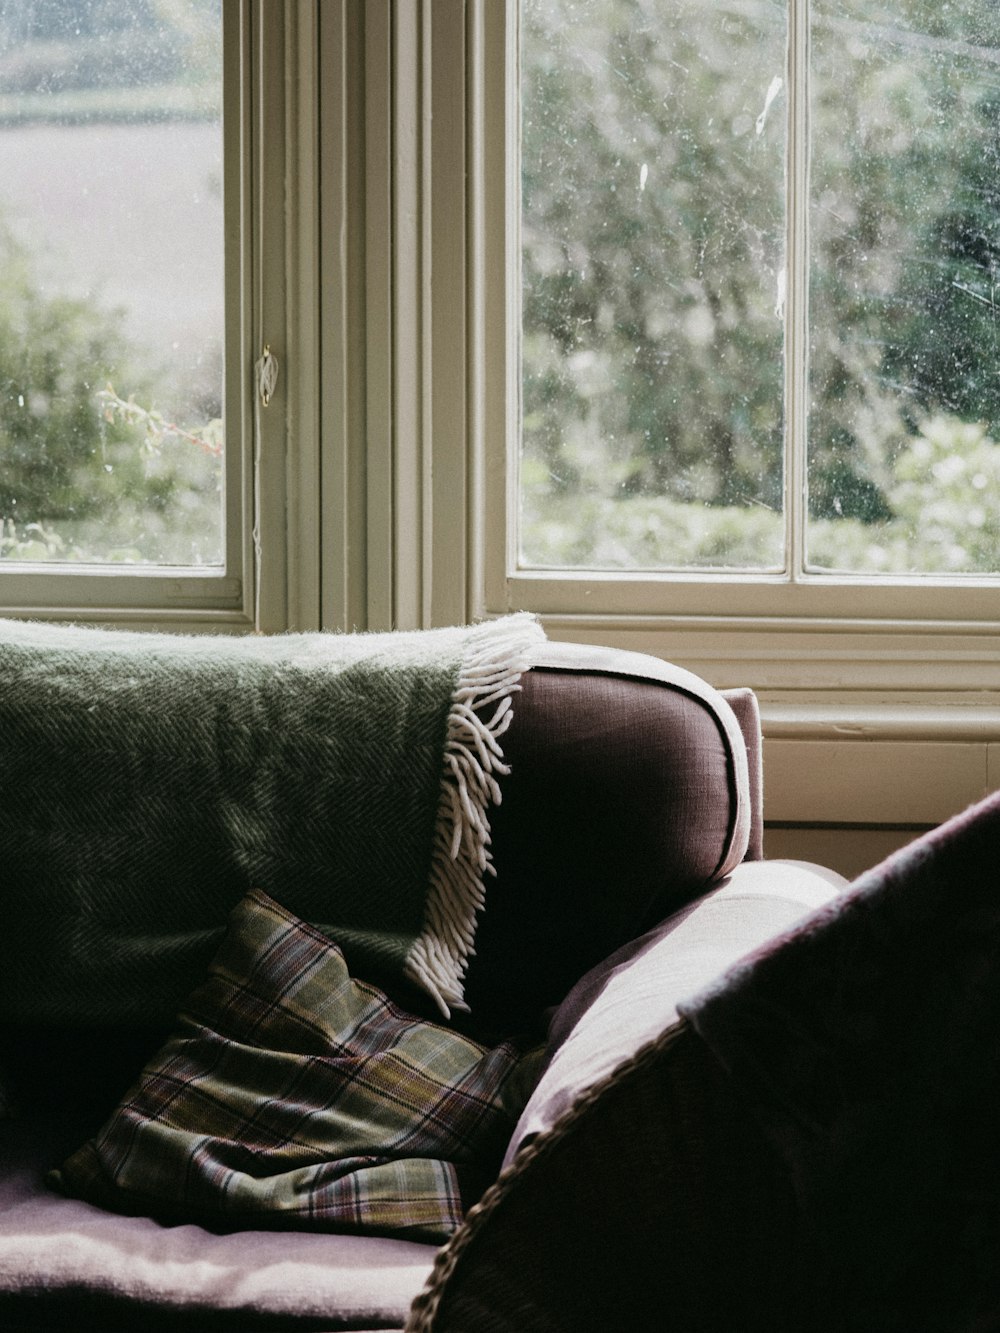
[681,790,1000,1329]
[0,613,544,1025]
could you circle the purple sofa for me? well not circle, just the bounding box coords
[0,640,849,1331]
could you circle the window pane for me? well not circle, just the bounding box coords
[810,0,1000,575]
[520,0,786,570]
[0,0,223,567]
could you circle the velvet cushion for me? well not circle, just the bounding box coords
[50,889,543,1244]
[463,652,755,1035]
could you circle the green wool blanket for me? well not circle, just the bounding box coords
[0,613,544,1027]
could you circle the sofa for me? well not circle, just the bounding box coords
[4,618,988,1330]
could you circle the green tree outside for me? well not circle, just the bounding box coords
[521,0,1000,574]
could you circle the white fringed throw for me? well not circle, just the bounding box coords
[0,613,544,1024]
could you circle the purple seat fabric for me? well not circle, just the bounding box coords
[0,1114,435,1331]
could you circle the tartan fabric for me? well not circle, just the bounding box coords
[49,890,544,1243]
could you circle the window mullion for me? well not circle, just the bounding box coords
[785,0,811,582]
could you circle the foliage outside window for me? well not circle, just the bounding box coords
[0,0,223,568]
[520,0,1000,577]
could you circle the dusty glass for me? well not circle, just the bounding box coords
[520,0,787,570]
[809,0,1000,575]
[0,0,223,567]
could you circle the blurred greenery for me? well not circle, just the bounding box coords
[2,0,998,576]
[525,411,1000,571]
[521,0,1000,574]
[0,226,221,564]
[0,0,222,566]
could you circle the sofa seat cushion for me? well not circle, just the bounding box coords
[0,1114,434,1331]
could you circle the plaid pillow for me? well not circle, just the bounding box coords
[48,889,544,1242]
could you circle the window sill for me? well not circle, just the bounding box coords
[534,610,1000,707]
[759,697,1000,743]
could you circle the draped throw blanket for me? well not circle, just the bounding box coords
[0,613,544,1025]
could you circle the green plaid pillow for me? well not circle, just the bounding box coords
[49,889,543,1242]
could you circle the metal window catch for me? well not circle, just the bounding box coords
[257,344,278,408]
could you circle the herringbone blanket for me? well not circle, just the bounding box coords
[0,614,543,1025]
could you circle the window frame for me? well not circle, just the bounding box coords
[4,0,998,718]
[0,0,274,632]
[468,0,1000,703]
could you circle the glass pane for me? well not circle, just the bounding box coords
[810,0,1000,575]
[0,0,223,567]
[520,0,786,570]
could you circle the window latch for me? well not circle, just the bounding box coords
[256,344,279,408]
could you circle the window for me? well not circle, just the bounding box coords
[0,0,262,623]
[0,0,224,568]
[521,0,786,573]
[519,0,1000,580]
[3,2,996,705]
[471,0,1000,697]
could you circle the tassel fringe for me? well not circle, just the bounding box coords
[405,613,545,1016]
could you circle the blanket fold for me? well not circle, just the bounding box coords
[0,613,544,1025]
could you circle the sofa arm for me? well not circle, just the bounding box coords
[407,858,847,1332]
[462,642,765,1033]
[408,1021,808,1333]
[501,856,846,1167]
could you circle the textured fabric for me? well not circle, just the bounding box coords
[463,661,752,1033]
[502,858,845,1169]
[50,890,544,1244]
[0,1064,15,1120]
[719,687,764,860]
[408,1021,815,1332]
[0,614,543,1026]
[682,789,1000,1331]
[0,1115,434,1331]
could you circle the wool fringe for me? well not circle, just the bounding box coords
[405,613,544,1017]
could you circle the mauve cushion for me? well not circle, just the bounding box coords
[503,858,846,1169]
[0,1114,434,1331]
[464,660,752,1034]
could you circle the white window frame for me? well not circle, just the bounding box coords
[463,0,1000,711]
[6,0,998,739]
[0,0,287,633]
